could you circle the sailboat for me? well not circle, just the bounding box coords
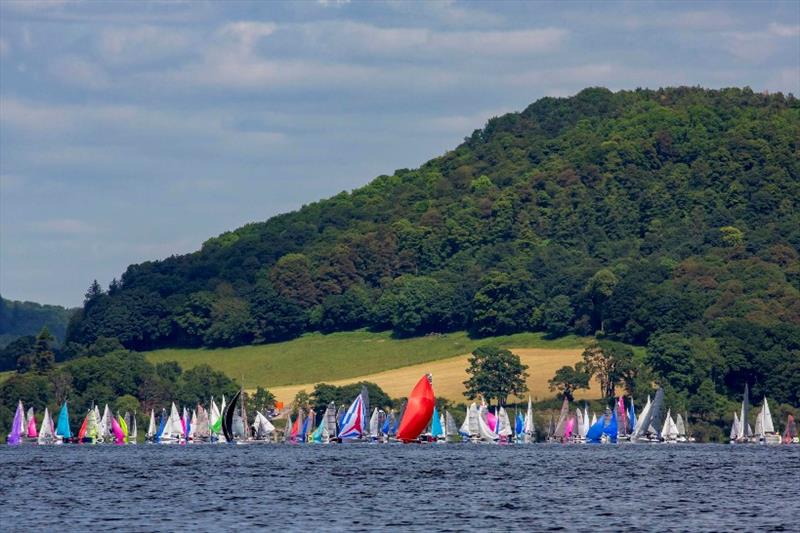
[660,409,678,443]
[496,406,513,443]
[755,397,780,445]
[337,391,366,442]
[221,390,242,444]
[676,414,687,443]
[428,406,444,442]
[735,384,754,444]
[458,403,479,442]
[630,389,664,443]
[146,409,157,442]
[37,407,57,445]
[444,410,458,443]
[7,401,24,445]
[729,412,740,444]
[55,401,71,443]
[522,397,535,443]
[783,415,798,444]
[396,375,435,443]
[552,397,570,442]
[209,397,222,442]
[252,411,275,441]
[368,408,381,442]
[477,403,499,443]
[25,407,37,442]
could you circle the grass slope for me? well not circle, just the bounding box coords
[269,347,598,404]
[146,330,590,395]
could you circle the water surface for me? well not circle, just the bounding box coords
[1,444,797,531]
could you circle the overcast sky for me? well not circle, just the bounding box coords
[1,0,798,307]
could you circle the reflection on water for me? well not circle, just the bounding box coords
[1,444,798,531]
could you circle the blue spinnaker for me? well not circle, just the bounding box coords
[603,410,618,442]
[586,416,606,442]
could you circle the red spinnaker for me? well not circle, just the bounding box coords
[396,375,435,442]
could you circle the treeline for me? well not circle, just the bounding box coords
[64,87,799,406]
[0,331,239,436]
[0,296,74,348]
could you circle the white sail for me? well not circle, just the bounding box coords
[631,395,651,437]
[590,413,597,427]
[252,411,275,440]
[477,405,499,441]
[146,410,156,439]
[369,408,380,438]
[161,403,182,440]
[755,407,764,437]
[523,397,535,441]
[210,398,221,431]
[730,412,739,440]
[575,408,583,439]
[99,404,113,441]
[582,406,591,438]
[497,407,513,437]
[38,407,55,444]
[459,405,471,436]
[761,397,775,434]
[676,414,686,436]
[24,406,33,436]
[445,410,458,437]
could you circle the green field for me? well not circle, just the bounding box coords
[145,329,589,388]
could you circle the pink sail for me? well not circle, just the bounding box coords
[27,415,38,438]
[486,411,498,433]
[110,417,125,444]
[564,417,575,439]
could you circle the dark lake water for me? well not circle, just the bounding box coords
[1,443,797,531]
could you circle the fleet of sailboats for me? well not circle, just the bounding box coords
[6,380,798,446]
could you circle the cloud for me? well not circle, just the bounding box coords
[298,21,567,58]
[617,9,739,31]
[0,38,9,57]
[0,174,26,192]
[48,55,110,89]
[316,0,350,6]
[767,22,800,38]
[97,25,195,65]
[30,218,99,236]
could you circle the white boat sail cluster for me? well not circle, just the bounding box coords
[6,383,798,446]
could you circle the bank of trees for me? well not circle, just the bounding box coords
[61,87,798,406]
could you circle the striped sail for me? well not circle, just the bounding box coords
[338,394,365,440]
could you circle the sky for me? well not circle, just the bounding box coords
[1,0,798,307]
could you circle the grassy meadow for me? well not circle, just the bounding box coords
[145,329,592,402]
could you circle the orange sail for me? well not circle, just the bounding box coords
[77,414,88,441]
[396,375,435,442]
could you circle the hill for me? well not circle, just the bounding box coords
[145,329,590,402]
[0,296,74,348]
[65,87,800,407]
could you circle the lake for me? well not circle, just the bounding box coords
[1,444,797,531]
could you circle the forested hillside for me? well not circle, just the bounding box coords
[0,297,74,347]
[66,87,800,407]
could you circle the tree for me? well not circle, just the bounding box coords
[581,341,634,398]
[463,346,529,406]
[270,253,319,307]
[18,327,55,374]
[541,295,574,337]
[471,272,535,336]
[177,364,238,406]
[246,386,276,415]
[584,269,619,334]
[0,335,35,371]
[114,394,141,416]
[548,363,590,401]
[293,390,311,410]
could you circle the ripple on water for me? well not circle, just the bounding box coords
[0,444,798,531]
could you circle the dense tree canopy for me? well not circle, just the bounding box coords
[59,87,798,407]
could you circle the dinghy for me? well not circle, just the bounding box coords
[7,401,24,445]
[522,397,535,443]
[338,391,366,441]
[496,406,513,443]
[735,384,754,444]
[730,412,740,444]
[252,411,275,441]
[222,390,242,444]
[477,404,499,443]
[55,401,71,443]
[660,410,678,443]
[783,415,798,444]
[396,374,435,443]
[755,397,780,445]
[37,407,57,445]
[26,407,37,442]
